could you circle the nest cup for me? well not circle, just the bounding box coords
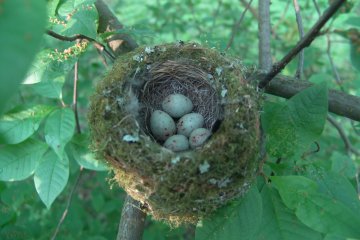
[88,42,261,226]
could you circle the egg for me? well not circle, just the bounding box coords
[177,113,204,137]
[164,134,189,152]
[150,110,176,141]
[162,94,193,118]
[189,128,212,148]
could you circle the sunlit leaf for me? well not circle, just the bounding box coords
[0,139,48,181]
[45,108,75,159]
[68,134,109,171]
[34,150,69,208]
[0,105,54,144]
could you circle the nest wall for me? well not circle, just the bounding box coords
[88,42,261,226]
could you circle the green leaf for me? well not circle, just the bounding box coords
[30,75,65,99]
[45,108,75,159]
[0,0,46,114]
[25,57,69,99]
[262,83,328,158]
[330,151,356,178]
[0,139,48,181]
[272,175,360,237]
[0,105,54,144]
[47,0,61,16]
[68,134,109,171]
[58,0,96,16]
[270,176,318,209]
[57,0,98,39]
[195,186,262,240]
[306,168,360,218]
[34,150,69,208]
[255,185,322,240]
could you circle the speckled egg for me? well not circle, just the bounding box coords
[150,110,176,141]
[162,94,193,118]
[189,128,212,148]
[164,134,189,152]
[177,113,204,137]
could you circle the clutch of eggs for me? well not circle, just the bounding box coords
[150,93,212,152]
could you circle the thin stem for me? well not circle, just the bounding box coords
[293,0,305,79]
[73,61,81,134]
[240,0,258,20]
[272,2,290,38]
[211,0,223,30]
[312,0,322,14]
[51,167,84,240]
[327,115,360,156]
[225,0,253,51]
[258,0,346,89]
[46,30,115,61]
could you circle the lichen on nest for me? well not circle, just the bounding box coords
[88,42,262,226]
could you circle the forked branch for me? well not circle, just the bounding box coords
[258,0,346,88]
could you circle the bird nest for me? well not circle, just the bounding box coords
[140,60,221,139]
[88,42,261,226]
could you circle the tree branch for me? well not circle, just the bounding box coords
[258,0,272,71]
[95,0,138,56]
[249,73,360,122]
[117,195,146,240]
[293,0,305,79]
[258,0,346,88]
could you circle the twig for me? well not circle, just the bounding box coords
[239,0,258,20]
[73,60,81,134]
[313,0,345,91]
[51,59,85,240]
[225,0,253,51]
[312,0,322,14]
[51,166,84,240]
[211,0,223,29]
[351,121,360,135]
[272,2,290,38]
[293,0,305,79]
[258,0,346,88]
[302,141,320,159]
[327,115,360,156]
[258,0,272,71]
[96,47,109,67]
[46,30,115,61]
[326,35,345,90]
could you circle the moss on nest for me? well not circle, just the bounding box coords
[88,42,262,226]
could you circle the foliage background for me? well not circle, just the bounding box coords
[0,0,360,239]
